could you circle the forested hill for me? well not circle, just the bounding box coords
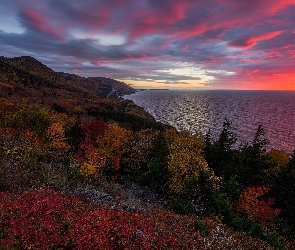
[0,56,91,100]
[59,73,135,97]
[0,56,135,98]
[0,56,155,126]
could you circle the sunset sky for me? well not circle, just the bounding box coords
[1,0,295,90]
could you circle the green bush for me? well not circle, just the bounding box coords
[65,119,84,152]
[220,175,242,201]
[60,159,85,190]
[10,104,52,136]
[194,220,210,236]
[229,216,285,250]
[137,158,169,193]
[168,196,188,215]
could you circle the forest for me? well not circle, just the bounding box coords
[0,56,294,249]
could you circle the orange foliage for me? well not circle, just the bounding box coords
[50,111,75,127]
[78,138,106,176]
[96,123,130,170]
[46,122,69,152]
[268,149,290,170]
[236,186,280,227]
[76,122,130,176]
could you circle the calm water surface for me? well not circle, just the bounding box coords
[124,90,295,153]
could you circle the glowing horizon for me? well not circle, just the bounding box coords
[1,0,295,90]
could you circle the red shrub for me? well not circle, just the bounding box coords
[0,189,279,249]
[0,189,202,249]
[81,120,108,142]
[0,189,88,249]
[236,186,281,227]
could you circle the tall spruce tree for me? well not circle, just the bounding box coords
[204,118,237,177]
[235,125,272,187]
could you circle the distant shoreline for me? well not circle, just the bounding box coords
[136,88,169,91]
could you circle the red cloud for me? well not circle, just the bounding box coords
[228,31,284,49]
[267,0,295,14]
[217,0,295,15]
[127,15,158,39]
[180,24,208,38]
[124,1,193,39]
[165,2,189,23]
[21,10,65,41]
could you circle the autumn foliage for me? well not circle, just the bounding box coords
[0,189,201,249]
[2,57,295,249]
[236,186,281,227]
[96,123,130,170]
[76,121,130,176]
[0,98,293,249]
[0,189,279,250]
[46,122,69,151]
[165,130,209,192]
[77,137,106,176]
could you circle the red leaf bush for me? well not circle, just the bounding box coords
[0,189,278,249]
[0,189,201,249]
[236,186,281,227]
[0,189,87,249]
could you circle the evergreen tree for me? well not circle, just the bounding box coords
[204,118,237,177]
[235,125,272,187]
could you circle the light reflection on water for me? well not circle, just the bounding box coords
[124,90,295,153]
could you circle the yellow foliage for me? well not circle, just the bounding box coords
[122,129,156,172]
[80,156,106,176]
[80,149,106,176]
[73,106,83,114]
[80,162,98,176]
[46,122,69,151]
[162,128,178,145]
[79,123,130,177]
[167,130,208,192]
[96,123,130,169]
[268,149,290,170]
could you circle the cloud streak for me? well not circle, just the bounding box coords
[228,31,285,49]
[0,0,295,89]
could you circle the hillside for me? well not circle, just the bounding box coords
[90,77,136,97]
[0,57,91,100]
[0,56,135,97]
[0,56,294,249]
[59,73,135,97]
[0,56,154,125]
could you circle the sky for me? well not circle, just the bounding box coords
[1,0,295,90]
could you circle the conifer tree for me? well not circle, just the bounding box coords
[204,118,237,177]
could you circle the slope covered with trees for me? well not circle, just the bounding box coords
[0,56,155,125]
[1,56,135,97]
[0,56,294,249]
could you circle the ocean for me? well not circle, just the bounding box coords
[124,90,295,153]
